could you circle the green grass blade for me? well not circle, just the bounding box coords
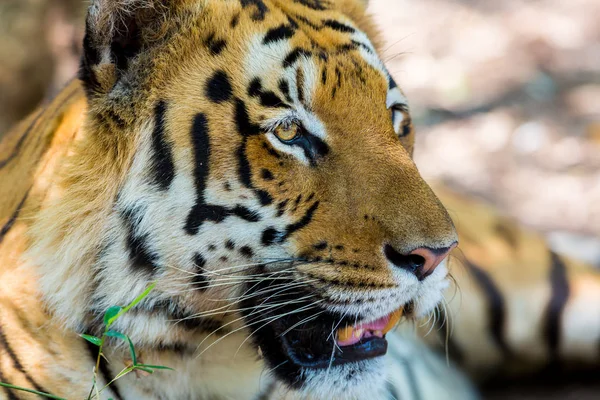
[105,330,137,365]
[80,334,102,346]
[133,366,154,374]
[103,306,122,327]
[137,364,174,371]
[0,382,67,400]
[105,282,156,327]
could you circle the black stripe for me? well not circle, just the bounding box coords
[278,80,293,103]
[184,111,262,233]
[186,113,216,234]
[235,99,261,137]
[84,340,124,400]
[352,40,373,53]
[205,33,227,56]
[332,67,342,98]
[176,317,227,332]
[105,109,127,130]
[122,208,160,273]
[297,131,329,165]
[544,251,570,360]
[0,110,44,169]
[0,323,52,398]
[0,191,29,245]
[192,253,209,290]
[150,101,175,191]
[282,201,319,241]
[322,19,355,33]
[240,0,269,21]
[289,14,322,30]
[231,206,261,222]
[466,260,511,355]
[0,108,46,169]
[0,367,19,400]
[237,141,253,189]
[293,0,327,11]
[263,24,296,45]
[259,91,287,109]
[205,70,233,104]
[261,228,280,246]
[283,49,311,68]
[248,78,288,108]
[236,135,275,206]
[185,114,260,233]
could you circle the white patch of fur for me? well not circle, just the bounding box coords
[245,34,292,84]
[104,330,269,400]
[391,108,404,134]
[385,331,478,400]
[386,87,408,109]
[297,57,319,107]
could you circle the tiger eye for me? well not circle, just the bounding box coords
[274,124,300,142]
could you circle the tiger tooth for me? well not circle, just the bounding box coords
[353,328,364,339]
[382,308,403,335]
[337,326,354,342]
[374,330,383,337]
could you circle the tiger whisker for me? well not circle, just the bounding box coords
[195,299,322,359]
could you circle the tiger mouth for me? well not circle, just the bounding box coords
[240,279,403,387]
[274,308,403,368]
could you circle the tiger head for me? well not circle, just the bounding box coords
[30,0,457,397]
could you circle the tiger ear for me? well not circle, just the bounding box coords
[80,0,174,95]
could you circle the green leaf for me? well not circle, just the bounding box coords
[103,283,157,328]
[80,334,102,347]
[105,330,137,365]
[137,364,174,371]
[103,306,123,327]
[121,282,156,314]
[134,366,154,374]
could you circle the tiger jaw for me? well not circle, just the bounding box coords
[236,259,448,390]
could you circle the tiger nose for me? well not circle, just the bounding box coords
[384,243,457,280]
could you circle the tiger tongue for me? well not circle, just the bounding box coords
[336,308,403,347]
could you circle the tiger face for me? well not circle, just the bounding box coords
[32,0,457,397]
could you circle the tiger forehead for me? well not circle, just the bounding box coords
[193,0,381,67]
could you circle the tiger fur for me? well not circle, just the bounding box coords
[0,0,598,399]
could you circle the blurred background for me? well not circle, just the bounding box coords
[0,0,598,397]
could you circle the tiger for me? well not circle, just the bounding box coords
[0,0,598,399]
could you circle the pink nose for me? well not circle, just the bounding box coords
[409,244,456,278]
[384,242,457,280]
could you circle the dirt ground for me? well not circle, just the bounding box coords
[0,0,598,398]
